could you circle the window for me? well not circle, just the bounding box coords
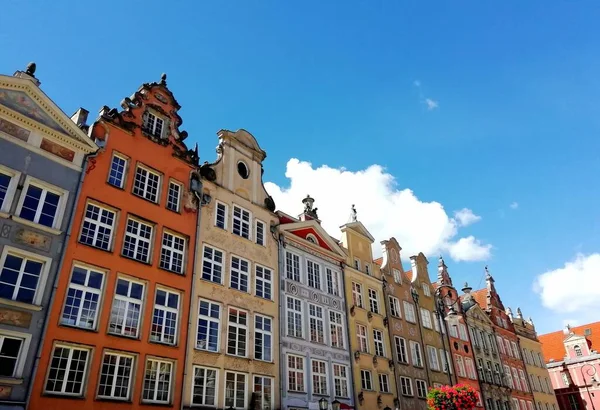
[512,367,521,391]
[165,180,181,212]
[410,341,423,367]
[368,289,380,314]
[97,352,134,400]
[528,402,535,410]
[254,315,272,361]
[421,308,432,328]
[17,178,65,229]
[395,336,409,363]
[459,324,468,341]
[232,205,251,239]
[142,359,172,403]
[108,153,127,188]
[237,161,249,179]
[306,234,317,244]
[197,299,220,351]
[215,202,228,229]
[79,203,116,250]
[108,278,144,338]
[287,297,303,338]
[574,345,583,357]
[192,367,218,406]
[455,355,466,377]
[227,308,248,356]
[568,395,580,410]
[374,329,385,356]
[504,339,512,356]
[511,342,520,358]
[379,373,390,393]
[513,399,521,410]
[285,251,300,282]
[546,377,552,393]
[440,349,452,373]
[253,376,272,410]
[122,217,153,263]
[504,365,514,389]
[361,370,373,390]
[0,332,29,378]
[416,379,427,398]
[519,369,529,392]
[428,346,440,371]
[312,360,328,395]
[202,246,223,283]
[389,296,401,317]
[365,263,371,275]
[307,260,321,289]
[225,371,247,409]
[485,361,493,383]
[0,249,47,305]
[357,324,368,353]
[449,325,459,338]
[287,355,305,392]
[230,256,250,293]
[333,364,349,397]
[255,265,272,300]
[400,376,414,396]
[143,112,164,138]
[44,345,90,395]
[133,165,160,203]
[330,311,344,348]
[150,288,179,345]
[0,167,19,213]
[326,268,339,296]
[160,231,185,273]
[61,265,104,329]
[352,282,364,308]
[255,220,266,246]
[422,283,431,297]
[465,358,477,379]
[404,301,416,323]
[494,363,502,384]
[434,313,440,332]
[497,336,505,354]
[393,268,402,284]
[562,372,570,386]
[354,258,361,271]
[309,304,324,343]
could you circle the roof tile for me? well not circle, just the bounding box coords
[539,321,600,363]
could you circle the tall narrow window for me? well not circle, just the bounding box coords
[286,297,303,338]
[420,308,432,328]
[389,296,401,317]
[309,304,324,344]
[227,308,248,357]
[197,300,220,352]
[404,301,416,323]
[150,288,179,345]
[513,367,521,391]
[465,358,476,379]
[108,154,127,188]
[312,360,328,395]
[368,289,380,314]
[18,179,64,228]
[254,315,272,362]
[333,364,349,397]
[365,263,371,275]
[253,376,273,410]
[422,283,431,297]
[574,345,583,357]
[79,203,115,250]
[360,370,373,390]
[519,369,529,392]
[288,355,305,392]
[215,202,228,229]
[224,372,247,409]
[393,268,402,284]
[330,311,344,348]
[133,166,160,203]
[160,231,185,274]
[232,205,251,239]
[143,112,164,138]
[416,379,428,398]
[166,181,181,212]
[109,278,144,338]
[307,260,321,289]
[202,246,223,284]
[357,324,368,353]
[0,168,19,213]
[255,265,272,300]
[504,365,514,389]
[61,266,104,329]
[44,345,90,396]
[410,341,423,367]
[400,376,413,396]
[379,373,390,393]
[455,355,466,377]
[142,359,172,403]
[326,268,339,296]
[395,336,408,363]
[192,367,217,406]
[230,256,249,293]
[285,251,300,282]
[428,346,440,371]
[374,329,385,356]
[255,220,266,246]
[122,218,153,263]
[0,333,26,378]
[97,352,134,399]
[352,282,364,308]
[0,251,45,304]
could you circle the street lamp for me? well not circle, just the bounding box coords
[581,363,597,410]
[410,286,419,303]
[435,284,462,386]
[319,397,329,410]
[332,399,341,410]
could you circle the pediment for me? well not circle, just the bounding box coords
[341,221,375,242]
[564,334,587,343]
[218,128,266,162]
[280,219,346,259]
[0,75,96,152]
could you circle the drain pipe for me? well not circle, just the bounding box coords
[25,148,99,409]
[277,233,285,410]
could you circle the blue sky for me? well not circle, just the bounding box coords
[2,0,600,334]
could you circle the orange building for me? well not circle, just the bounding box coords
[28,75,199,409]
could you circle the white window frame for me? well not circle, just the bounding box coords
[191,366,218,406]
[15,176,68,230]
[368,288,380,314]
[285,251,300,282]
[428,345,440,371]
[410,341,423,367]
[201,245,224,284]
[132,164,161,203]
[422,282,431,297]
[97,351,135,400]
[0,329,32,378]
[227,307,248,357]
[392,268,402,284]
[360,369,373,390]
[459,324,469,341]
[150,287,180,345]
[61,264,105,330]
[352,282,364,308]
[333,363,349,398]
[232,205,251,239]
[143,111,165,138]
[230,255,250,293]
[326,267,340,296]
[255,264,272,300]
[255,219,266,246]
[455,354,466,377]
[108,276,145,338]
[354,258,361,271]
[379,373,390,393]
[465,357,477,379]
[142,357,173,404]
[253,375,273,410]
[160,230,186,274]
[309,303,325,344]
[287,354,305,392]
[286,296,303,338]
[107,152,128,189]
[519,369,529,392]
[373,329,385,356]
[416,379,428,398]
[44,344,91,396]
[357,324,368,353]
[400,376,414,396]
[0,165,20,214]
[254,314,272,362]
[166,179,182,212]
[0,246,51,306]
[389,296,401,318]
[79,201,117,250]
[196,299,221,352]
[224,371,247,409]
[330,310,345,349]
[404,301,416,323]
[307,259,321,290]
[440,349,452,374]
[311,359,328,395]
[395,336,408,363]
[365,263,371,275]
[215,201,228,229]
[122,216,153,263]
[420,308,432,329]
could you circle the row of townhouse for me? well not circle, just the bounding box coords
[0,64,558,410]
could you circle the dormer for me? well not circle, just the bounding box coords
[564,330,592,359]
[340,205,376,276]
[380,237,404,285]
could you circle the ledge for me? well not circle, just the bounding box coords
[12,216,62,235]
[0,377,23,385]
[0,298,43,311]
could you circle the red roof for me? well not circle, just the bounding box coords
[470,288,488,309]
[404,270,413,282]
[539,321,600,363]
[373,257,383,266]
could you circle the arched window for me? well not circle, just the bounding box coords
[574,345,583,357]
[306,234,317,244]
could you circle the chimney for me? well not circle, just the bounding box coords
[71,108,89,128]
[14,62,41,86]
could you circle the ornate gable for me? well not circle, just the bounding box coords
[279,218,346,260]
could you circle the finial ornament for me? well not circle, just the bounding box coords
[302,194,318,218]
[351,204,357,222]
[160,73,167,85]
[25,62,36,76]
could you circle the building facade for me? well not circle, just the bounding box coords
[28,75,199,409]
[541,323,600,410]
[278,197,353,410]
[0,64,97,409]
[510,308,558,410]
[341,214,396,410]
[462,284,512,410]
[182,129,280,409]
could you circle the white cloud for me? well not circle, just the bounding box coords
[413,80,421,87]
[534,253,600,322]
[453,208,482,227]
[510,202,519,210]
[266,159,492,262]
[425,98,439,110]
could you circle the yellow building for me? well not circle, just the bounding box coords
[510,307,559,410]
[182,129,280,409]
[341,211,397,410]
